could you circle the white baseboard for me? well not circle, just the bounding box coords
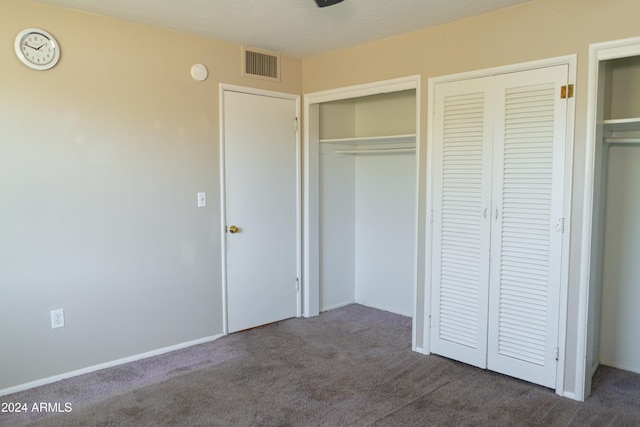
[321,300,413,318]
[413,346,428,355]
[562,391,577,400]
[0,334,224,397]
[354,299,412,318]
[320,300,355,312]
[598,360,640,375]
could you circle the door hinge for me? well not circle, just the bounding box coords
[295,277,300,292]
[560,84,574,99]
[555,346,560,361]
[429,209,438,224]
[294,117,299,132]
[555,218,565,233]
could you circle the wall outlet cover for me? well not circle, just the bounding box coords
[51,308,65,329]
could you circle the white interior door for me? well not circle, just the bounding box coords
[487,65,568,388]
[223,89,298,333]
[430,76,494,368]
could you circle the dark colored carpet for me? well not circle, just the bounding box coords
[1,304,639,426]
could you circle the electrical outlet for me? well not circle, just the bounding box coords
[51,309,65,329]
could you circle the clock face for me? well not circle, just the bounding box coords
[15,29,61,70]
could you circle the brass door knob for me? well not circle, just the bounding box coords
[228,225,239,234]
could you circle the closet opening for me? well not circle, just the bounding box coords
[303,76,422,350]
[584,49,640,399]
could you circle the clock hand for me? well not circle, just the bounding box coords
[35,43,47,50]
[24,44,39,50]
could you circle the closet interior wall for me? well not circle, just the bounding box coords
[592,55,640,375]
[318,90,416,316]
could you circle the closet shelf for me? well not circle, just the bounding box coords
[319,134,416,145]
[603,118,640,144]
[603,118,640,132]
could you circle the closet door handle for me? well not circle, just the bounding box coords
[483,208,488,219]
[495,208,499,220]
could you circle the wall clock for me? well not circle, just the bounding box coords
[14,28,61,70]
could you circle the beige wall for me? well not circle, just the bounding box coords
[303,0,640,396]
[0,0,301,390]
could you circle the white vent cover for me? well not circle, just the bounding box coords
[242,46,280,82]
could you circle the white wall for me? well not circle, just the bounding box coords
[355,153,416,316]
[319,145,356,310]
[318,101,357,310]
[599,144,640,374]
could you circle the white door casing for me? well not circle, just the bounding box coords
[221,87,300,334]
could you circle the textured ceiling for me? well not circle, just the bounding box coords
[34,0,532,58]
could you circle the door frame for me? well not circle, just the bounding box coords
[219,84,302,335]
[577,36,640,401]
[303,75,422,348]
[425,54,576,397]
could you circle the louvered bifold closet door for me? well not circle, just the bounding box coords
[487,65,568,388]
[431,77,494,368]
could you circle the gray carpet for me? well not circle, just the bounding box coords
[1,304,639,426]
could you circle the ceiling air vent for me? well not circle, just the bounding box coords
[242,46,281,82]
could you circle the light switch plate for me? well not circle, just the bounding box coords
[197,192,206,207]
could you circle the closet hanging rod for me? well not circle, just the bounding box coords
[319,134,416,145]
[604,137,640,144]
[334,147,416,155]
